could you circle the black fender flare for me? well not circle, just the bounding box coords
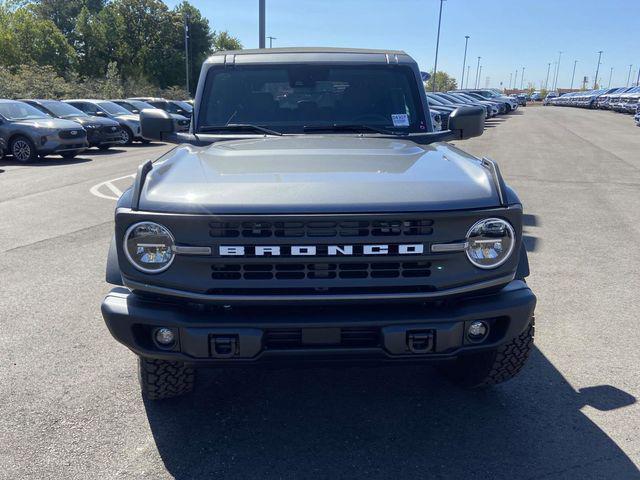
[106,234,124,286]
[515,243,530,280]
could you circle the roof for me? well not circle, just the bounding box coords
[211,47,408,56]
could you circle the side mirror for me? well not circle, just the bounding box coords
[140,108,177,142]
[448,106,485,139]
[95,110,105,116]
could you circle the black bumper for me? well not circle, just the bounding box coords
[102,280,536,366]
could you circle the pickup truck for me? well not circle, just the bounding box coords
[101,48,536,400]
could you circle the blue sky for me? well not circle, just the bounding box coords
[168,0,640,89]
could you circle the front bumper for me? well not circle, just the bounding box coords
[102,280,536,366]
[38,138,88,155]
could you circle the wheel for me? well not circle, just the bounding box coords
[138,357,196,400]
[98,145,111,151]
[61,151,78,159]
[10,135,37,163]
[120,127,133,145]
[441,318,534,388]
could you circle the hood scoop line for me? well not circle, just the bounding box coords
[480,157,507,206]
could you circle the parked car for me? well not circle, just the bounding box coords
[21,99,123,150]
[635,108,640,126]
[543,91,558,105]
[64,99,145,144]
[0,100,87,162]
[111,99,190,132]
[596,87,627,109]
[617,87,640,114]
[426,92,489,120]
[459,92,507,114]
[0,136,5,160]
[530,92,542,101]
[101,47,535,400]
[126,97,193,118]
[513,94,528,106]
[455,89,517,112]
[435,92,494,118]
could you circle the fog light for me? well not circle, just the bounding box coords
[155,328,175,346]
[468,321,488,341]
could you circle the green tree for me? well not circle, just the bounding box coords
[425,71,457,92]
[212,30,242,52]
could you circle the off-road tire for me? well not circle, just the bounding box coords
[138,357,196,400]
[442,317,534,388]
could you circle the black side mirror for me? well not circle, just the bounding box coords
[95,110,105,116]
[141,108,177,142]
[448,106,485,139]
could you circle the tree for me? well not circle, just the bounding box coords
[212,30,242,52]
[425,71,457,92]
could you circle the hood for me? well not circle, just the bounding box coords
[65,115,120,127]
[113,114,139,122]
[138,136,500,214]
[13,118,83,129]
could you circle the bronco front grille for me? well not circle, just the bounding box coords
[264,327,380,349]
[209,219,434,239]
[211,261,431,281]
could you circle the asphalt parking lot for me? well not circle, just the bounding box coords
[1,107,639,479]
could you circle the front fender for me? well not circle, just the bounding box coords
[106,234,123,286]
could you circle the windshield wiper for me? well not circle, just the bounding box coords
[199,123,283,136]
[303,124,408,136]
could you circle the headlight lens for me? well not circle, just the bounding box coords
[465,218,515,269]
[123,222,175,273]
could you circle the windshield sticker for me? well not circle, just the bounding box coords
[391,114,410,127]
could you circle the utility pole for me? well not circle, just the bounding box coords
[432,0,446,91]
[520,66,525,90]
[570,60,578,90]
[553,51,562,90]
[267,36,276,48]
[466,65,470,88]
[626,64,633,87]
[259,0,265,48]
[474,56,481,88]
[544,62,551,90]
[607,67,613,88]
[184,12,190,94]
[593,51,603,89]
[460,35,470,89]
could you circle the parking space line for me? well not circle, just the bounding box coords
[90,174,136,201]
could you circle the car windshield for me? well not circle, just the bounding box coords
[119,100,155,112]
[41,101,87,118]
[172,100,192,112]
[199,64,426,133]
[0,102,51,120]
[98,101,131,115]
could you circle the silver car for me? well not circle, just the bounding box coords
[0,100,88,162]
[111,99,190,132]
[64,99,146,144]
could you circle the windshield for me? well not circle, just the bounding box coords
[200,64,426,133]
[41,101,87,118]
[118,100,155,112]
[98,101,131,115]
[0,102,51,121]
[172,100,192,112]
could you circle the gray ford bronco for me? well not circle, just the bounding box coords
[101,48,536,400]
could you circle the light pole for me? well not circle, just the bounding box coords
[267,36,276,48]
[513,69,518,92]
[478,65,483,87]
[432,0,446,91]
[552,51,562,90]
[520,66,525,90]
[570,60,578,90]
[593,51,603,89]
[474,56,481,88]
[466,65,470,88]
[544,62,551,90]
[508,72,512,90]
[607,67,613,88]
[626,64,633,87]
[259,0,265,48]
[460,35,470,89]
[637,67,640,86]
[184,12,190,94]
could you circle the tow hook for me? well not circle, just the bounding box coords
[407,330,435,354]
[210,335,239,358]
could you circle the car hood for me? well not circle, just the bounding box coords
[112,114,139,122]
[138,136,500,214]
[65,115,120,127]
[12,118,83,129]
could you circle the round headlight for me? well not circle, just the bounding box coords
[123,222,175,273]
[465,218,515,269]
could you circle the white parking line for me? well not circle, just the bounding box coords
[90,173,136,201]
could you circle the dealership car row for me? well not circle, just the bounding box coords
[0,89,518,162]
[543,86,640,126]
[0,98,192,162]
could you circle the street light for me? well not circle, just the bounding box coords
[544,62,551,90]
[594,51,603,89]
[553,51,562,90]
[570,60,578,90]
[520,66,525,90]
[267,36,276,48]
[466,65,471,88]
[508,72,512,90]
[474,56,481,88]
[607,67,613,88]
[513,69,518,92]
[478,65,483,87]
[626,64,633,87]
[460,35,470,90]
[432,0,446,91]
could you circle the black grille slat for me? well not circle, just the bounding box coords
[211,261,431,281]
[209,218,434,239]
[264,327,380,349]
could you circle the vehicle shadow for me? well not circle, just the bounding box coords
[0,156,92,167]
[88,148,128,155]
[143,347,638,479]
